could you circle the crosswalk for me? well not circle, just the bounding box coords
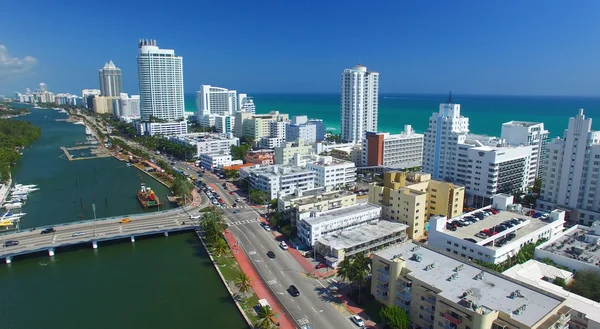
[226,205,250,209]
[226,218,260,226]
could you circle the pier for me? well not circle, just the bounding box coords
[60,145,112,161]
[0,206,200,264]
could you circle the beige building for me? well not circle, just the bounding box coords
[274,139,314,165]
[93,96,118,114]
[372,242,572,329]
[235,110,289,140]
[277,188,357,224]
[369,171,464,240]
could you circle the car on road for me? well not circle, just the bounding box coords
[233,209,240,214]
[236,198,242,202]
[40,227,56,234]
[119,218,131,224]
[266,251,276,259]
[189,214,201,220]
[72,232,86,237]
[350,315,365,327]
[3,240,19,247]
[260,223,271,231]
[315,263,327,269]
[287,285,300,297]
[229,191,234,195]
[232,203,237,208]
[222,183,227,187]
[279,241,289,250]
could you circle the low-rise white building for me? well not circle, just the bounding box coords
[199,152,233,170]
[428,194,565,264]
[169,133,239,158]
[296,203,382,246]
[535,221,600,274]
[305,156,356,189]
[240,165,316,200]
[286,116,317,144]
[259,137,284,149]
[214,115,235,135]
[135,121,188,136]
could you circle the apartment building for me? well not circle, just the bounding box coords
[196,85,237,117]
[277,188,357,224]
[240,165,315,200]
[235,111,289,140]
[361,125,424,169]
[501,121,549,182]
[503,260,600,329]
[199,152,234,170]
[428,194,565,264]
[274,139,314,165]
[135,121,188,136]
[340,64,379,143]
[286,116,318,144]
[214,115,235,135]
[305,156,356,189]
[245,149,275,166]
[169,133,239,158]
[331,145,362,165]
[368,171,464,240]
[537,110,600,226]
[371,242,571,329]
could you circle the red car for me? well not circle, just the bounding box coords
[229,191,234,195]
[218,198,223,203]
[315,263,327,269]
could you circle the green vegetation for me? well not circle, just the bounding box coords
[532,178,542,194]
[170,177,193,198]
[37,102,87,111]
[379,305,410,329]
[235,273,253,295]
[135,135,196,161]
[223,169,240,180]
[474,239,546,272]
[337,253,372,303]
[249,189,270,204]
[188,123,216,133]
[0,108,29,117]
[231,143,252,161]
[566,270,600,302]
[0,119,42,182]
[255,306,278,329]
[324,133,341,143]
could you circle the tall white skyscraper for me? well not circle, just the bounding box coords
[538,110,600,225]
[99,61,122,97]
[340,64,379,143]
[137,39,185,123]
[196,85,237,116]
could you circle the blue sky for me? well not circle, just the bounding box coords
[1,0,599,96]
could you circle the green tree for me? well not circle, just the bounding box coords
[201,208,228,244]
[211,237,230,257]
[349,252,372,303]
[379,305,410,329]
[231,144,251,161]
[255,306,277,329]
[566,270,600,302]
[280,225,295,238]
[171,177,193,198]
[235,273,253,295]
[337,258,352,283]
[249,189,270,204]
[223,169,240,180]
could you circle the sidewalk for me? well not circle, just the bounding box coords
[222,230,296,329]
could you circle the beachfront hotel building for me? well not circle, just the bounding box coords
[137,39,186,136]
[368,171,464,240]
[501,121,549,184]
[98,60,122,97]
[371,242,572,329]
[361,125,424,169]
[537,110,600,226]
[117,93,141,122]
[423,100,536,206]
[238,93,256,114]
[196,85,238,117]
[286,116,317,145]
[340,64,379,143]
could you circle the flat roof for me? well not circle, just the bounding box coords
[243,165,314,178]
[317,220,408,251]
[302,203,381,226]
[503,260,600,323]
[280,188,354,205]
[375,243,564,327]
[442,209,556,250]
[541,226,600,267]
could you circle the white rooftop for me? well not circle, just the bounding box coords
[317,220,408,252]
[503,260,600,324]
[541,223,600,267]
[376,243,564,327]
[302,203,381,226]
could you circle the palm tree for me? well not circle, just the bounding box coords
[349,253,372,303]
[337,258,352,283]
[235,272,253,296]
[255,306,277,329]
[211,237,230,257]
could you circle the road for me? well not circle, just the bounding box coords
[176,161,358,329]
[0,206,198,259]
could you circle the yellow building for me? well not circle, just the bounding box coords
[92,96,118,115]
[277,187,356,224]
[371,242,571,329]
[237,111,289,140]
[368,171,464,240]
[274,138,314,165]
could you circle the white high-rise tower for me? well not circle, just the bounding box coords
[340,64,379,143]
[196,85,238,116]
[137,39,184,122]
[99,61,122,97]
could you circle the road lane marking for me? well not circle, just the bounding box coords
[266,279,277,285]
[316,280,326,289]
[247,251,257,255]
[297,318,309,325]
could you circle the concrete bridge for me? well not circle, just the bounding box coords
[0,206,201,264]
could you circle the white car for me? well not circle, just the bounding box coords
[350,315,365,327]
[261,223,271,232]
[189,214,201,220]
[72,232,86,237]
[279,241,289,250]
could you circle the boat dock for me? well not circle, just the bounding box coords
[60,146,112,161]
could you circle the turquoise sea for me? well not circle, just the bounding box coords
[185,93,600,138]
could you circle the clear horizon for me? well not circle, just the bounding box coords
[1,0,600,97]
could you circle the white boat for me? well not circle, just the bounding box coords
[11,187,38,193]
[9,194,27,200]
[74,121,86,125]
[14,184,37,189]
[4,202,23,209]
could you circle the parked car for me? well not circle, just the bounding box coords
[315,263,327,269]
[350,315,365,327]
[261,223,272,232]
[287,285,300,297]
[229,191,235,195]
[40,227,56,234]
[279,241,289,250]
[464,238,477,243]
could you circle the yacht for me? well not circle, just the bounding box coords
[4,202,23,210]
[13,184,37,189]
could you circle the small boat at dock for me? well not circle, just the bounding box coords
[4,202,23,210]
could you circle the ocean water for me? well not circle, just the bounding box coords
[185,93,600,137]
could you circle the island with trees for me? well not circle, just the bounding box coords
[0,118,42,182]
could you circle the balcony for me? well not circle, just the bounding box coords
[441,312,462,324]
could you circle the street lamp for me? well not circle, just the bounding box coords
[92,203,97,237]
[312,309,323,328]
